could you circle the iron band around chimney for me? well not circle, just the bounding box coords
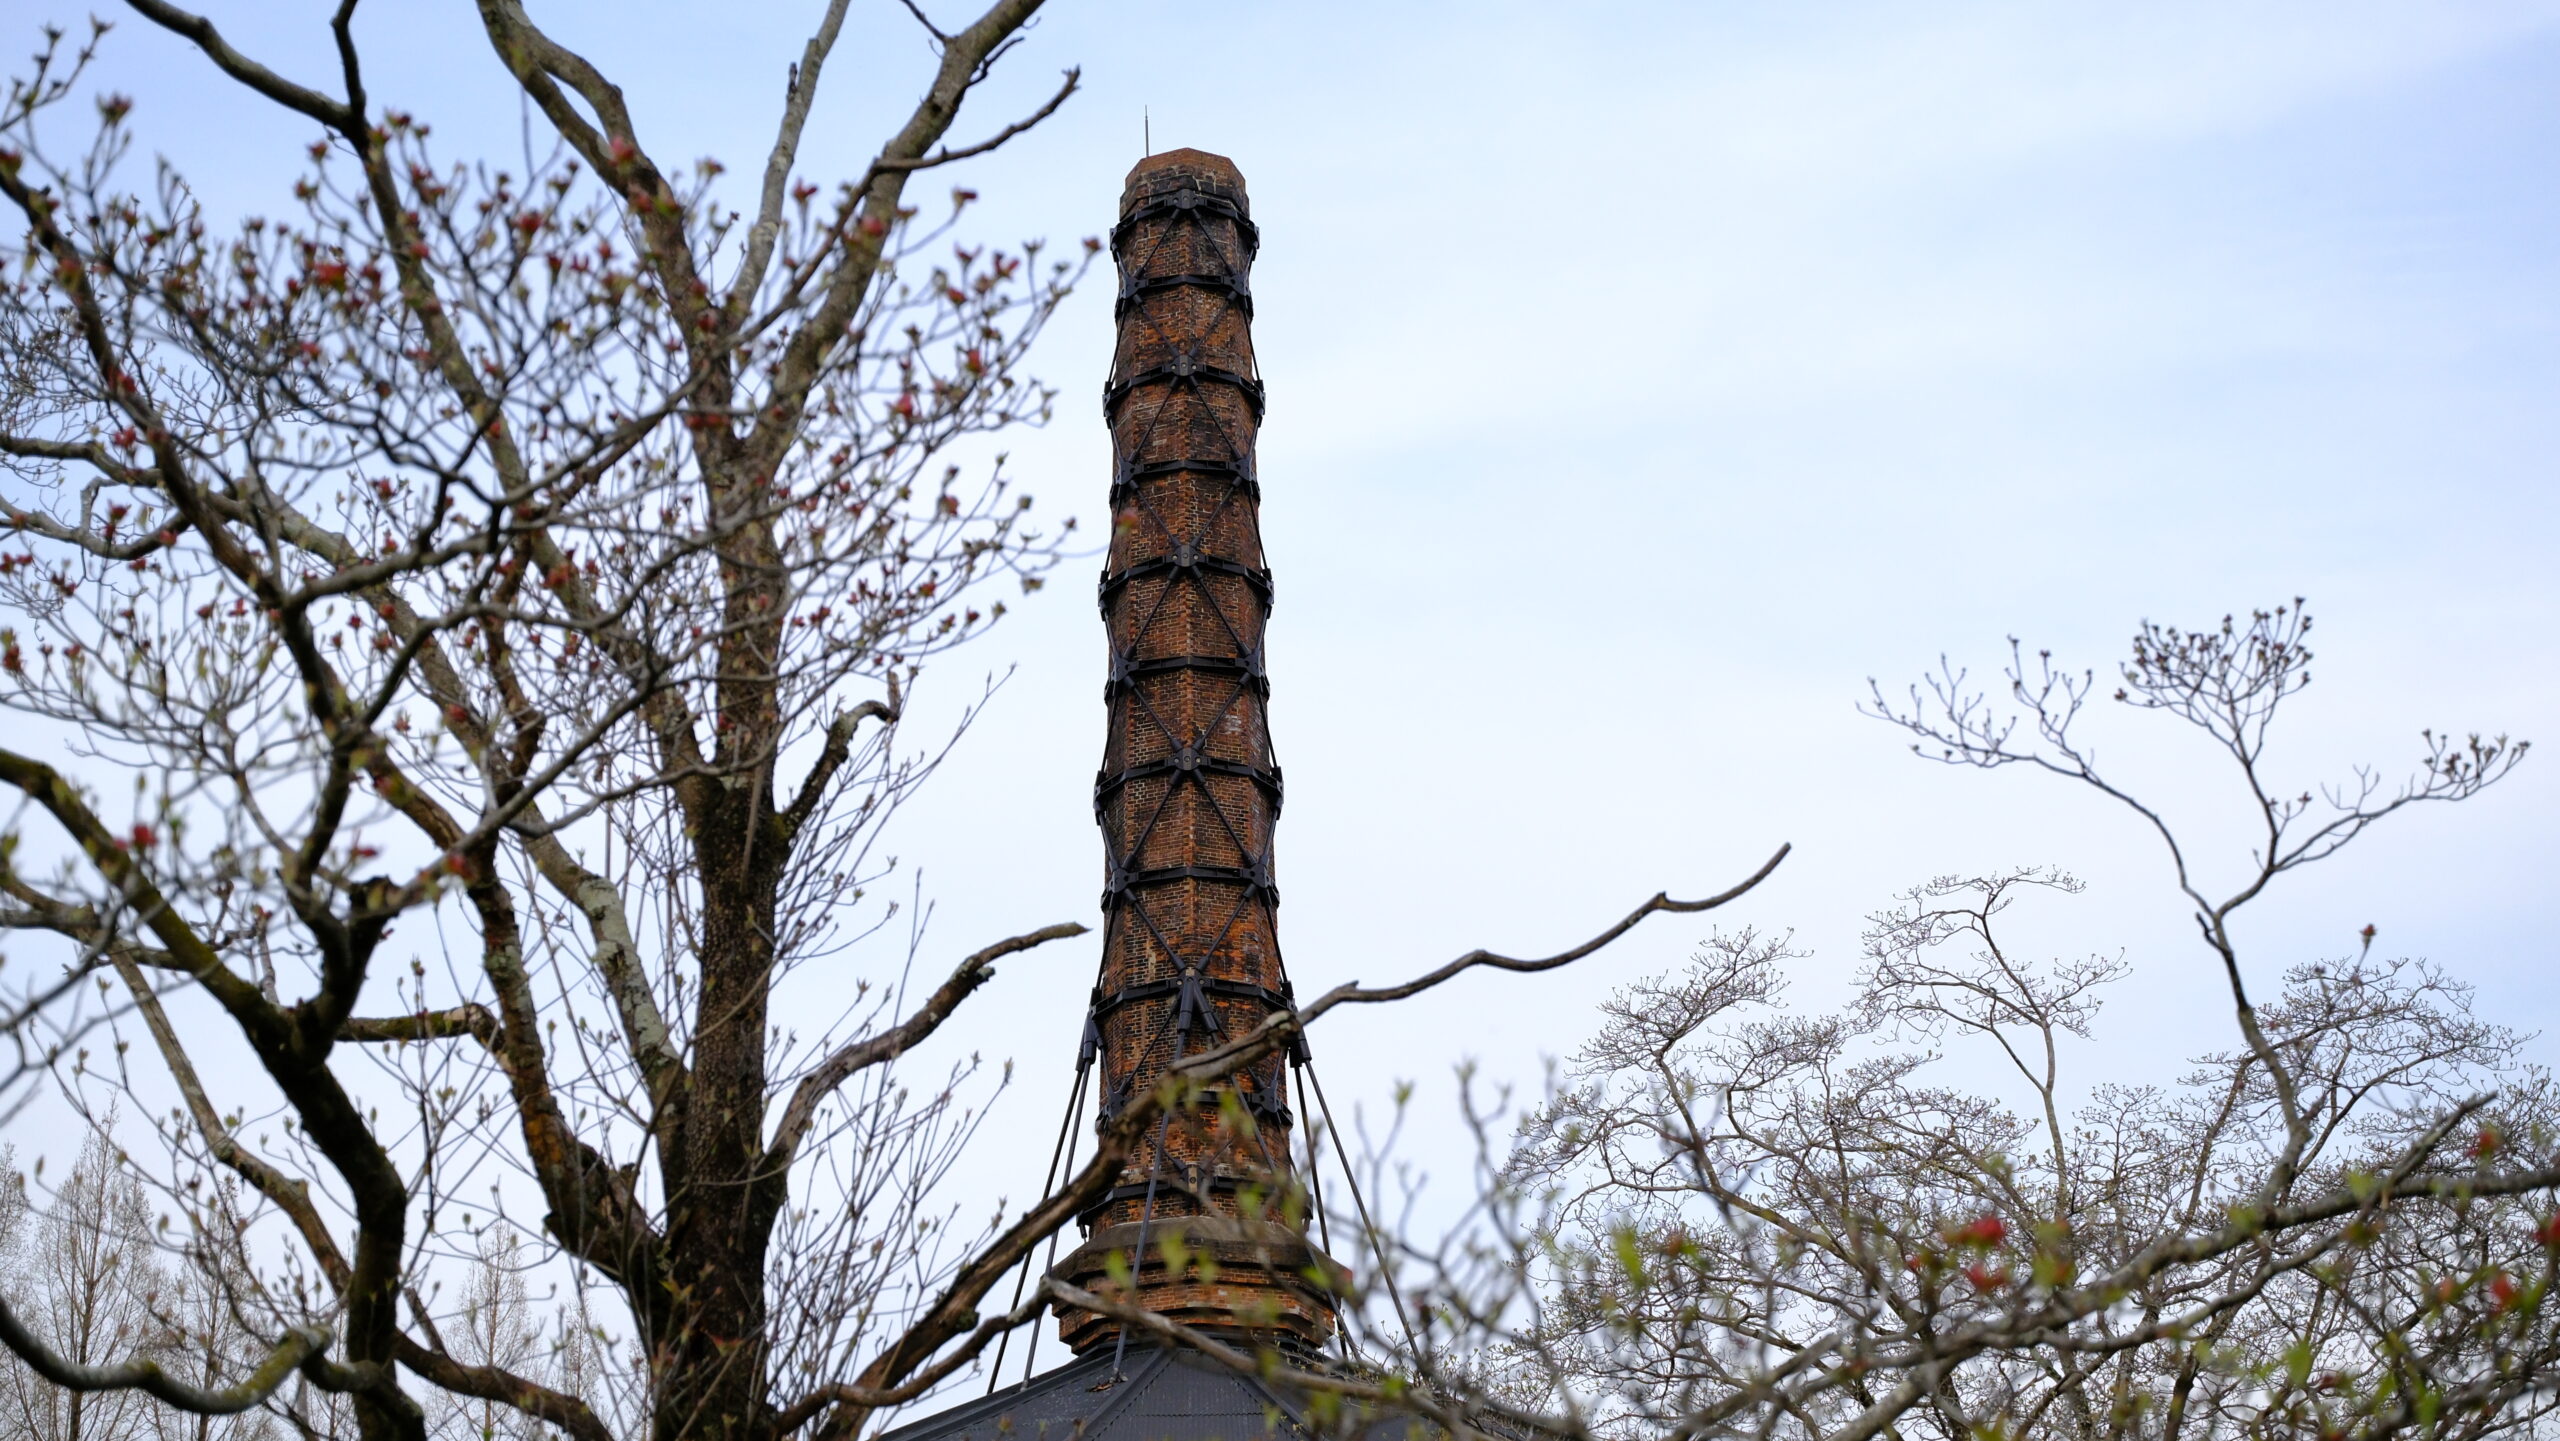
[1088,974,1295,1025]
[1104,650,1271,690]
[1109,191,1260,255]
[1089,1051,1296,1135]
[1071,1163,1288,1225]
[1112,455,1257,500]
[1097,552,1271,603]
[1119,454,1256,484]
[1116,271,1253,319]
[1102,362,1266,423]
[1094,1058,1293,1132]
[1093,755,1281,808]
[1099,861,1278,908]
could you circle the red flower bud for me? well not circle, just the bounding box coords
[1945,1215,2006,1248]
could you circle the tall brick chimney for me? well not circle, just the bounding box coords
[1051,150,1337,1356]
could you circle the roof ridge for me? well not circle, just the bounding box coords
[1072,1345,1175,1437]
[871,1348,1117,1441]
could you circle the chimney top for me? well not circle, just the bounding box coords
[1119,148,1250,218]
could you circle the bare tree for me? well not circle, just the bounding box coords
[0,1132,163,1441]
[0,1136,277,1441]
[143,1198,284,1441]
[1318,602,2551,1441]
[429,1231,554,1441]
[0,1128,286,1441]
[0,2,1107,1437]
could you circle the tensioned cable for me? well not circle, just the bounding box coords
[1302,1056,1426,1368]
[1292,1053,1363,1371]
[1021,1070,1090,1388]
[986,1044,1094,1394]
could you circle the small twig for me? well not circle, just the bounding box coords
[854,68,1079,187]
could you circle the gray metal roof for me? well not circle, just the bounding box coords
[877,1346,1431,1441]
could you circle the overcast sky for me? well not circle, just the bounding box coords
[47,0,2560,1321]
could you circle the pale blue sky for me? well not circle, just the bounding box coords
[36,0,2560,1303]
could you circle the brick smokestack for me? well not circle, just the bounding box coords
[1052,150,1337,1355]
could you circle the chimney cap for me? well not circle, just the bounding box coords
[1120,148,1249,218]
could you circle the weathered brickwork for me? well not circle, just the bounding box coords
[1052,150,1336,1356]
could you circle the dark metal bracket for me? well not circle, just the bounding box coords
[1090,973,1296,1026]
[1085,1053,1296,1138]
[1098,549,1272,606]
[1097,859,1279,909]
[1109,190,1260,257]
[1093,752,1282,811]
[1103,356,1267,422]
[1116,270,1253,320]
[1103,648,1272,693]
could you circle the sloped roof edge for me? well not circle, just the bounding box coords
[876,1345,1433,1441]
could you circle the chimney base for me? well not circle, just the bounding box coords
[1051,1215,1346,1356]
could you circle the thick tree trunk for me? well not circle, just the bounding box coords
[659,841,777,1441]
